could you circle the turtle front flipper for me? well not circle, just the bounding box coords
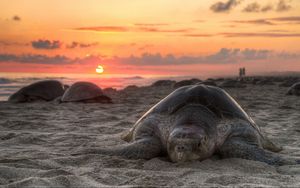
[71,137,162,160]
[218,137,297,166]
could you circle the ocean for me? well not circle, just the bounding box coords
[0,72,203,101]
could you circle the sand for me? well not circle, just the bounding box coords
[0,84,299,187]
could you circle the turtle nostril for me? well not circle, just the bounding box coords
[176,146,185,152]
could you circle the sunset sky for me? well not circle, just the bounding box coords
[0,0,300,77]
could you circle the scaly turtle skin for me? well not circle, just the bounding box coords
[61,82,112,103]
[8,80,65,103]
[73,85,298,165]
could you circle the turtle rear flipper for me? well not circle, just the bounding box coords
[218,137,296,166]
[261,135,282,152]
[71,137,162,160]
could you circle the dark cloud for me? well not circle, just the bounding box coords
[243,3,274,13]
[241,49,270,60]
[271,16,300,23]
[75,26,129,32]
[231,16,300,26]
[31,39,62,50]
[12,15,21,21]
[243,2,261,12]
[261,5,273,12]
[221,32,300,37]
[0,41,27,46]
[73,26,193,34]
[276,0,292,12]
[210,0,241,13]
[242,0,291,13]
[66,42,99,49]
[121,48,276,65]
[233,19,275,25]
[184,31,300,38]
[0,54,72,64]
[138,27,192,33]
[1,48,299,66]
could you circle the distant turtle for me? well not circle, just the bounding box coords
[8,80,65,103]
[219,79,246,88]
[173,79,201,88]
[151,80,176,87]
[73,85,298,165]
[61,82,112,103]
[287,82,300,96]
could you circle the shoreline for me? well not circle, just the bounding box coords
[0,78,299,187]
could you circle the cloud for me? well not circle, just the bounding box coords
[276,0,292,12]
[31,39,62,49]
[221,32,300,37]
[74,26,129,32]
[1,48,300,66]
[12,15,21,21]
[261,5,273,12]
[0,41,27,46]
[120,48,277,65]
[270,16,300,23]
[242,0,292,13]
[243,3,274,13]
[66,42,99,49]
[243,2,261,12]
[0,54,72,64]
[72,25,193,34]
[210,0,241,13]
[184,31,300,38]
[233,19,275,25]
[137,27,192,33]
[231,16,300,26]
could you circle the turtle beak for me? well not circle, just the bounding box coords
[177,152,184,161]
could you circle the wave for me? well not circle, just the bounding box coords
[0,77,68,85]
[123,76,144,80]
[0,78,13,84]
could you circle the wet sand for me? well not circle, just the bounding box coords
[0,83,299,187]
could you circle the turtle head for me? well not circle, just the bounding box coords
[167,126,214,162]
[8,92,27,103]
[167,104,218,163]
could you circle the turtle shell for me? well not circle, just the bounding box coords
[8,80,65,102]
[61,81,105,102]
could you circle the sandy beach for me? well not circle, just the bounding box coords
[0,81,299,187]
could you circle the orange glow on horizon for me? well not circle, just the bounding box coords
[0,0,299,76]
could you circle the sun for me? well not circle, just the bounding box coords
[96,65,104,74]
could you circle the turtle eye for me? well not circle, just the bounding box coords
[197,142,201,147]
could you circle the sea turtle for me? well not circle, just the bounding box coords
[73,85,298,165]
[219,79,246,88]
[8,80,65,102]
[61,81,112,103]
[287,82,300,96]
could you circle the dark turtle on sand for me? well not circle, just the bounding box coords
[61,81,112,103]
[286,82,300,96]
[8,80,65,103]
[219,79,246,88]
[73,85,298,165]
[173,79,201,88]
